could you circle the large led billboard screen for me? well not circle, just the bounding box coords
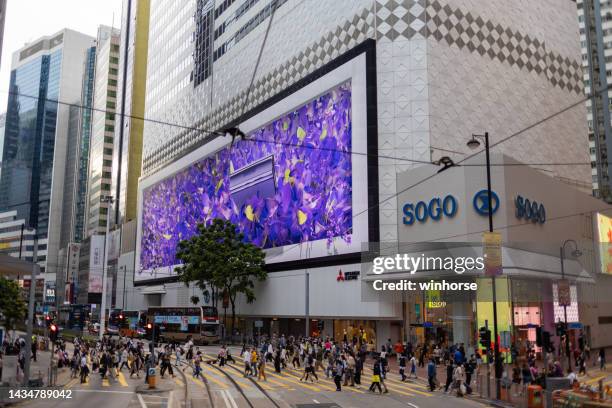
[136,53,371,283]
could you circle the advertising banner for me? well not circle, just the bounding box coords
[483,232,502,277]
[138,81,355,281]
[596,213,612,274]
[557,279,571,306]
[88,235,105,293]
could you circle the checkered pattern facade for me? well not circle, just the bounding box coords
[376,0,583,94]
[143,4,374,174]
[143,0,585,184]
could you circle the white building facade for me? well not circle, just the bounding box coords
[131,0,593,347]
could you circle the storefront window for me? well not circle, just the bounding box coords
[333,320,376,348]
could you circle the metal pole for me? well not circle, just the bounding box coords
[305,272,309,338]
[99,196,113,341]
[122,265,127,309]
[18,223,24,259]
[484,133,501,399]
[560,246,572,372]
[23,236,39,385]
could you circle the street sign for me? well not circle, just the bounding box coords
[483,232,502,276]
[568,322,583,330]
[557,279,571,306]
[423,321,433,328]
[254,320,263,328]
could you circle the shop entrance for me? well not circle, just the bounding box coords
[333,320,376,347]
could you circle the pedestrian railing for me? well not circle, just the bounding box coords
[476,373,529,407]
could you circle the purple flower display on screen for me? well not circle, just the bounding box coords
[140,82,352,272]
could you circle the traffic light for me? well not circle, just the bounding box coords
[146,323,152,330]
[45,315,51,327]
[536,326,543,347]
[119,314,124,320]
[479,327,491,349]
[49,324,58,342]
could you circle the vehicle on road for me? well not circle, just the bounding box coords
[145,306,220,344]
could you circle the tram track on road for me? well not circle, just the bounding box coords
[204,359,282,408]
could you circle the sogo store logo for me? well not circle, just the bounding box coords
[402,195,458,225]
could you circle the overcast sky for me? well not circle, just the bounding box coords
[0,0,123,110]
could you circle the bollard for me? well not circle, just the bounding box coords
[147,367,156,389]
[527,384,543,408]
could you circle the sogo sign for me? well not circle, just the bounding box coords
[402,195,458,225]
[515,195,546,224]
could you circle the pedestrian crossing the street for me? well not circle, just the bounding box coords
[190,352,433,398]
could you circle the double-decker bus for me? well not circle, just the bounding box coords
[107,309,123,335]
[119,310,147,337]
[146,306,219,344]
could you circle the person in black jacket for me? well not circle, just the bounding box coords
[354,355,363,385]
[369,357,383,394]
[444,361,454,392]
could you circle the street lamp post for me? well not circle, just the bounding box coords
[559,239,582,373]
[468,132,502,400]
[99,195,114,341]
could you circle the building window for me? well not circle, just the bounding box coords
[193,0,214,86]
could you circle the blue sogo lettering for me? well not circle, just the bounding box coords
[403,195,458,225]
[443,195,457,217]
[402,203,415,225]
[429,198,442,220]
[515,195,545,224]
[415,201,428,222]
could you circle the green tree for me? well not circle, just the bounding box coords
[175,219,267,337]
[0,277,27,333]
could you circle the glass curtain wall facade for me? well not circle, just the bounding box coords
[74,46,96,242]
[0,49,62,270]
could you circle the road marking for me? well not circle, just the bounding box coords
[137,393,148,408]
[313,399,320,404]
[585,375,606,384]
[220,389,232,408]
[102,378,111,387]
[117,372,129,387]
[193,374,228,390]
[224,390,238,408]
[264,377,290,388]
[174,378,184,387]
[407,403,419,408]
[65,378,78,388]
[74,389,134,394]
[199,368,229,389]
[167,391,174,408]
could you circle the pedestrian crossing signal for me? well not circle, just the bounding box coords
[49,324,58,342]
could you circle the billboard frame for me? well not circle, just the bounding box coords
[135,39,378,286]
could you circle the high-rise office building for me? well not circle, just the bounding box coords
[112,0,150,226]
[578,0,612,201]
[0,0,6,67]
[72,46,97,244]
[0,112,5,180]
[0,29,94,281]
[0,210,36,262]
[84,26,121,237]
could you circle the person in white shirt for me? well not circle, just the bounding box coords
[243,348,252,377]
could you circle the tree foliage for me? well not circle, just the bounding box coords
[175,219,267,335]
[0,277,27,332]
